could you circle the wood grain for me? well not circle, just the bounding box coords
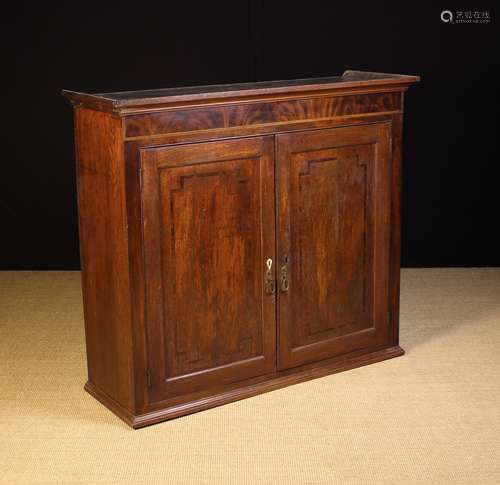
[124,92,401,138]
[64,72,419,427]
[141,137,276,402]
[74,107,135,412]
[277,123,392,369]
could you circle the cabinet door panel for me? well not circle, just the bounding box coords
[277,123,392,369]
[141,137,276,402]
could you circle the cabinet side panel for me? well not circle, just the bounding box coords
[389,114,403,345]
[74,107,135,411]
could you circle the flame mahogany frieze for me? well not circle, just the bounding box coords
[124,92,401,139]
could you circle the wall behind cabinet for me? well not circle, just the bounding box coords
[2,2,498,268]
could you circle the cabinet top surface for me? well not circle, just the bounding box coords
[62,70,419,113]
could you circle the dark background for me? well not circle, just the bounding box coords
[3,2,498,269]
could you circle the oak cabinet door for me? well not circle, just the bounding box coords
[141,137,276,402]
[277,123,392,369]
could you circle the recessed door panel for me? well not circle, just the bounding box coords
[277,123,392,369]
[141,137,276,402]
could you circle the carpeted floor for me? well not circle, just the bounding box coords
[0,269,499,484]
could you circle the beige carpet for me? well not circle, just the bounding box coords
[1,269,499,484]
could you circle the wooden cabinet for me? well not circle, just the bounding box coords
[63,70,419,428]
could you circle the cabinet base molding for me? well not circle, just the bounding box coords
[85,345,404,429]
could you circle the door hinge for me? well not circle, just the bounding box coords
[146,369,152,387]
